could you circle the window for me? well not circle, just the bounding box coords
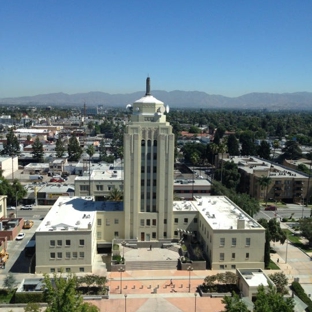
[79,267,85,272]
[164,232,167,237]
[246,253,249,259]
[146,219,150,226]
[97,232,101,239]
[220,265,225,269]
[114,231,119,238]
[164,219,167,224]
[50,252,55,259]
[194,218,198,223]
[79,239,84,246]
[174,218,178,224]
[66,268,71,272]
[57,240,62,246]
[66,252,70,259]
[220,238,225,246]
[65,240,71,246]
[246,238,251,246]
[152,232,156,239]
[97,219,102,226]
[184,218,188,224]
[57,252,62,259]
[152,219,156,226]
[140,219,144,226]
[220,253,224,261]
[50,268,55,273]
[114,218,119,224]
[106,219,110,226]
[79,252,84,258]
[49,240,56,247]
[232,238,237,246]
[96,185,103,191]
[80,185,89,191]
[174,231,178,236]
[73,252,77,259]
[231,265,236,269]
[232,253,235,259]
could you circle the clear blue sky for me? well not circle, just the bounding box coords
[1,0,311,98]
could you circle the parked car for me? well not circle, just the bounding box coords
[21,205,33,210]
[50,178,64,183]
[7,206,16,210]
[265,205,276,211]
[16,233,25,240]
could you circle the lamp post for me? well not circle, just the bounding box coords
[124,294,127,312]
[187,266,193,293]
[118,267,125,294]
[194,292,197,312]
[122,241,126,259]
[15,191,20,218]
[285,231,288,264]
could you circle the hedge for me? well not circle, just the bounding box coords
[291,281,312,312]
[13,292,45,304]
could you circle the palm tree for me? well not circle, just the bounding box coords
[108,187,123,201]
[257,175,272,207]
[209,143,219,166]
[218,143,228,184]
[86,145,95,196]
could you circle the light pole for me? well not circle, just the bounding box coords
[15,191,20,218]
[124,294,127,312]
[194,292,197,312]
[285,232,288,264]
[187,266,193,293]
[118,267,125,294]
[122,241,126,259]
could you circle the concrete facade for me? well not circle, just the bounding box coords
[123,78,175,240]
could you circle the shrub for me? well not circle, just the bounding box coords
[291,281,312,312]
[181,244,187,252]
[112,244,119,250]
[13,292,44,303]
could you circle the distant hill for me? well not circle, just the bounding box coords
[1,90,312,110]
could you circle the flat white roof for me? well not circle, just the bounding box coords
[230,156,307,178]
[37,196,123,232]
[75,168,124,181]
[174,196,263,230]
[238,269,270,287]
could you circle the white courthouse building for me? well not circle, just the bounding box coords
[35,79,265,273]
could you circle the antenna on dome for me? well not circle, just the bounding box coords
[145,77,151,96]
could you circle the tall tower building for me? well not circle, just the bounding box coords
[124,78,175,241]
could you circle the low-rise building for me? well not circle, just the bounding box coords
[222,156,309,204]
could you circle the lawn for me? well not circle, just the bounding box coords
[267,260,280,270]
[0,289,15,303]
[284,229,312,252]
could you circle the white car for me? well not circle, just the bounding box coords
[7,206,16,210]
[16,233,25,240]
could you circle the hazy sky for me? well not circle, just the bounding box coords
[1,0,311,98]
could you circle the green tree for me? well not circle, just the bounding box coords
[298,217,312,246]
[222,292,249,312]
[32,137,44,162]
[189,125,201,134]
[43,272,99,312]
[99,138,107,161]
[67,135,83,162]
[2,128,20,156]
[258,218,286,244]
[3,273,17,291]
[227,134,240,156]
[281,140,302,160]
[240,131,257,156]
[108,187,123,201]
[268,272,288,295]
[257,140,271,160]
[254,284,294,312]
[86,144,95,160]
[0,177,27,206]
[55,137,66,158]
[305,152,312,206]
[257,175,272,207]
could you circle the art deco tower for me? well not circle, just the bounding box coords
[123,78,175,241]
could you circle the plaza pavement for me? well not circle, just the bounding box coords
[2,224,312,311]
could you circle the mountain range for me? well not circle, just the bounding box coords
[1,91,312,110]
